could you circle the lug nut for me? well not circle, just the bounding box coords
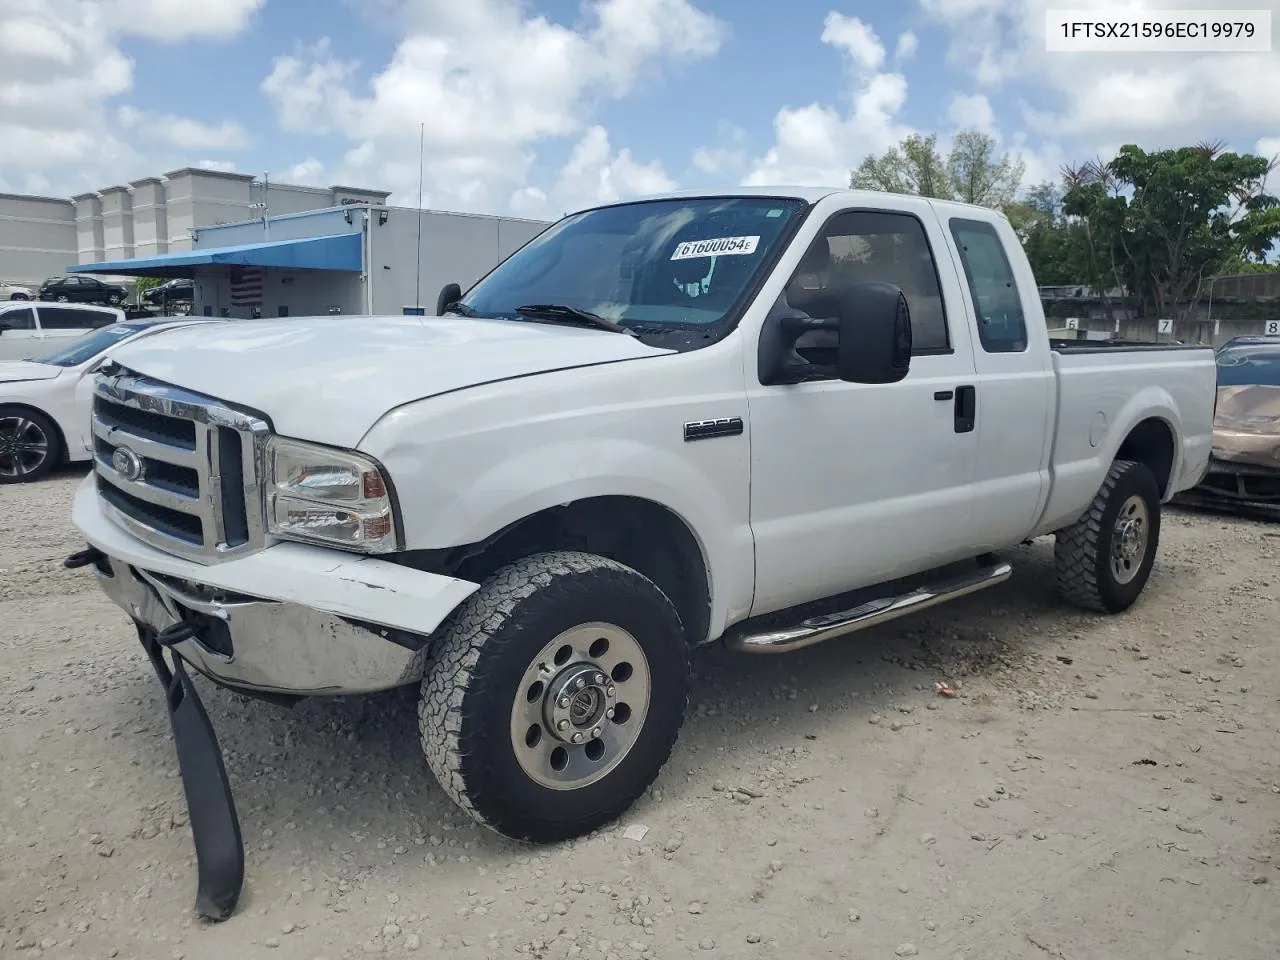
[605,708,615,719]
[594,673,605,684]
[592,726,602,738]
[606,687,616,698]
[557,719,569,731]
[559,697,570,708]
[575,677,586,690]
[572,732,584,743]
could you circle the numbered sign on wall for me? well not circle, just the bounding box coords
[1157,319,1174,335]
[1266,320,1280,337]
[1064,317,1079,330]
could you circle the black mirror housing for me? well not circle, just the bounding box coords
[834,281,912,384]
[436,282,462,317]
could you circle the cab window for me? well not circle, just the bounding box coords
[783,209,951,355]
[949,218,1028,354]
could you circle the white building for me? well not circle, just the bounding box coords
[0,168,390,286]
[68,201,550,319]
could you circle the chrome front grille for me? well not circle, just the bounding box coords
[91,366,270,563]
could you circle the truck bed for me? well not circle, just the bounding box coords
[1031,340,1218,536]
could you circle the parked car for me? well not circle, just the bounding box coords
[143,277,194,306]
[1,280,33,300]
[38,275,129,306]
[0,302,124,362]
[64,187,1217,920]
[0,318,216,483]
[1180,338,1280,515]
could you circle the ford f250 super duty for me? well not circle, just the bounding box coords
[65,187,1217,919]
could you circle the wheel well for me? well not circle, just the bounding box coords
[0,402,67,463]
[441,498,712,647]
[1116,418,1175,496]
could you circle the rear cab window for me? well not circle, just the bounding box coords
[949,218,1028,354]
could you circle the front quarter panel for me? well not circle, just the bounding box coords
[358,341,755,640]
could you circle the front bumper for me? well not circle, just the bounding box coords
[1181,456,1280,515]
[71,475,480,695]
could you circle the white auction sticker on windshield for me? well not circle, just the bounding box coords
[670,236,760,260]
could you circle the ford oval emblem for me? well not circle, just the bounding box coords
[112,446,143,482]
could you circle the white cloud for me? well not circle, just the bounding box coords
[286,157,326,186]
[102,0,264,42]
[917,0,1280,146]
[894,31,919,61]
[744,13,910,187]
[948,93,995,133]
[0,0,260,191]
[118,106,249,150]
[261,0,725,212]
[511,125,676,218]
[1257,138,1280,161]
[690,121,748,178]
[196,159,237,173]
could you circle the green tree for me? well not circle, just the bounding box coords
[1062,143,1280,320]
[849,130,1025,210]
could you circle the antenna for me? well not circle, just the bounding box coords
[414,122,425,312]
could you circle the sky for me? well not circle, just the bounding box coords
[1,0,1277,220]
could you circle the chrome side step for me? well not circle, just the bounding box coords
[727,560,1013,654]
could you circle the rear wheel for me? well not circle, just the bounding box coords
[418,551,689,842]
[108,293,123,305]
[55,294,69,302]
[0,406,61,483]
[1055,459,1161,613]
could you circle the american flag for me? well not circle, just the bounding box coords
[229,265,264,307]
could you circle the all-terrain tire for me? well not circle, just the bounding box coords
[418,550,689,843]
[1055,459,1162,614]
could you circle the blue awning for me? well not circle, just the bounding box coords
[68,232,363,278]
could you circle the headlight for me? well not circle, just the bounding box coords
[265,437,399,553]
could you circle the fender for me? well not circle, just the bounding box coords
[358,345,758,638]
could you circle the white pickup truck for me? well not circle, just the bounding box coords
[66,187,1216,917]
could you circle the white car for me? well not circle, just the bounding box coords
[0,318,216,483]
[0,302,126,362]
[2,281,33,301]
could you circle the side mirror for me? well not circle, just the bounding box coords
[833,281,912,384]
[436,282,462,316]
[758,281,912,386]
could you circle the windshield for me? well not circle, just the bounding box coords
[458,196,808,336]
[1216,347,1280,387]
[30,322,160,367]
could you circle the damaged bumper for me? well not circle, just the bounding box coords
[1183,456,1280,514]
[71,475,480,695]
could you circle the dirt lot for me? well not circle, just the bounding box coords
[1,468,1278,960]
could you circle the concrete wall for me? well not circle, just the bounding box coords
[72,194,105,266]
[367,207,548,314]
[0,193,77,284]
[193,267,363,320]
[99,186,135,261]
[130,178,169,257]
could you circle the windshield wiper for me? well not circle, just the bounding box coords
[444,302,479,317]
[514,303,636,336]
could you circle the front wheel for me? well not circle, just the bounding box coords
[418,551,689,842]
[0,406,61,483]
[1055,459,1161,613]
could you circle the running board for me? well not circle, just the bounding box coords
[727,560,1013,654]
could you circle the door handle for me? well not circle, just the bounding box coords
[933,389,954,401]
[954,385,976,433]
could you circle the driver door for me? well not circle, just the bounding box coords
[745,200,982,616]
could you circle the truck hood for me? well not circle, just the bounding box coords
[0,361,62,384]
[105,314,674,447]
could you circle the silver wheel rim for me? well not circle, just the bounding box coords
[509,622,651,791]
[1110,494,1149,585]
[0,416,50,478]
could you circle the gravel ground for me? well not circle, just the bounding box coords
[2,467,1279,960]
